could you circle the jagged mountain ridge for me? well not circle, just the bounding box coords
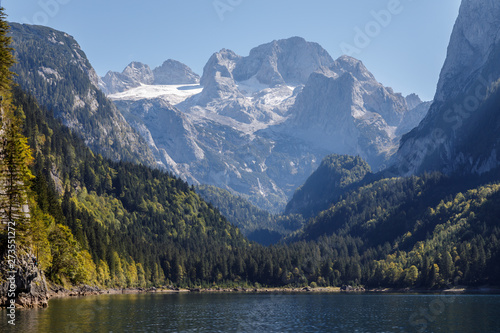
[105,37,430,211]
[394,0,500,176]
[276,56,413,169]
[101,59,200,94]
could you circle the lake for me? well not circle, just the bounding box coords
[2,292,500,332]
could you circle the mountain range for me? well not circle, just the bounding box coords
[8,0,499,217]
[9,23,432,211]
[101,37,430,211]
[100,59,200,95]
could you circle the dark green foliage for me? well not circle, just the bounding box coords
[17,80,500,288]
[6,67,499,290]
[289,171,500,288]
[196,185,305,245]
[0,9,14,92]
[294,174,446,243]
[285,154,371,218]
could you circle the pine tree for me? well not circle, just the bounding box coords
[0,8,14,93]
[0,108,35,234]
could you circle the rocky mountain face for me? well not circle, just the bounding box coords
[7,24,432,211]
[100,62,154,94]
[279,55,416,169]
[394,0,500,176]
[153,59,201,85]
[231,36,335,86]
[9,23,158,167]
[398,94,432,136]
[100,59,200,94]
[0,251,48,308]
[107,37,430,211]
[112,98,203,181]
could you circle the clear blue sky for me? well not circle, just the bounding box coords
[4,0,461,101]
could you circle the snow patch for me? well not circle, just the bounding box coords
[257,178,266,197]
[236,76,270,96]
[109,84,203,105]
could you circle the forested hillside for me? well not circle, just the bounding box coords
[4,86,499,289]
[289,172,500,287]
[12,87,253,287]
[196,185,304,245]
[285,154,372,218]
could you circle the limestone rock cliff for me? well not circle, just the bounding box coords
[0,251,48,308]
[395,0,500,176]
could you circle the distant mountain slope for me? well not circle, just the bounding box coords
[105,37,430,211]
[285,154,371,219]
[394,0,500,176]
[196,185,305,245]
[16,75,500,291]
[5,3,500,294]
[9,23,159,167]
[277,56,422,170]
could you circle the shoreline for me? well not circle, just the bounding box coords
[45,284,500,300]
[8,283,500,309]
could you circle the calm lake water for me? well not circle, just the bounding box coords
[2,292,500,332]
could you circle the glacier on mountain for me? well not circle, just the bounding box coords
[103,37,430,211]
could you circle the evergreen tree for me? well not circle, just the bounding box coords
[0,107,34,236]
[0,8,14,93]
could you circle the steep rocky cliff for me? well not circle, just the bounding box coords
[0,251,48,308]
[9,23,159,167]
[394,0,500,176]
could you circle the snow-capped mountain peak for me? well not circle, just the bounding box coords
[101,60,200,95]
[103,37,430,211]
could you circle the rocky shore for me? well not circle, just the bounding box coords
[4,282,500,309]
[0,251,49,308]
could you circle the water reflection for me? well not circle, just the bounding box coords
[1,293,499,332]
